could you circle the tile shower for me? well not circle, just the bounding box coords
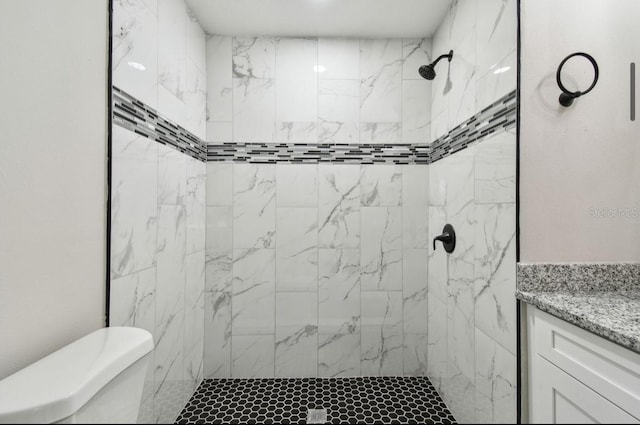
[109,0,517,423]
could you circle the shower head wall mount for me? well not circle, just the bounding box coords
[418,50,453,80]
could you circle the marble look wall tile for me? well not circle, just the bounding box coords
[427,206,448,303]
[430,110,449,145]
[185,58,207,140]
[154,204,186,396]
[447,267,475,384]
[232,248,275,335]
[403,204,430,250]
[429,49,448,121]
[158,143,187,206]
[403,165,429,206]
[475,129,516,204]
[276,38,318,122]
[231,335,275,378]
[158,0,186,102]
[276,164,318,207]
[442,363,475,425]
[318,39,359,80]
[186,158,206,254]
[158,84,186,131]
[112,0,158,109]
[233,164,276,249]
[276,78,318,122]
[359,122,402,143]
[360,39,402,123]
[476,0,517,77]
[233,37,276,79]
[430,146,474,212]
[360,165,402,207]
[476,50,516,110]
[206,162,233,206]
[318,165,360,249]
[276,208,318,292]
[402,38,432,80]
[275,293,318,377]
[402,80,431,143]
[318,80,359,143]
[361,207,402,291]
[186,17,206,75]
[446,33,476,131]
[474,204,517,354]
[206,121,233,143]
[111,126,158,279]
[361,291,403,376]
[206,206,232,293]
[206,35,233,122]
[276,122,318,143]
[436,0,477,51]
[233,77,276,142]
[318,333,361,377]
[204,291,232,378]
[318,249,360,335]
[446,207,476,386]
[404,333,429,376]
[184,251,205,386]
[427,295,447,391]
[110,267,156,333]
[474,329,517,424]
[402,249,429,334]
[402,166,429,249]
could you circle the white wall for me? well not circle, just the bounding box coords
[521,0,640,262]
[0,0,108,379]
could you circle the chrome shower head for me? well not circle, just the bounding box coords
[418,50,453,80]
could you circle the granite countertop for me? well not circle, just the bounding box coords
[516,290,640,354]
[516,263,640,355]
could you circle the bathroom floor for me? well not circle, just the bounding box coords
[175,376,456,424]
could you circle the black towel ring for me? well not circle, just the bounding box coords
[556,52,599,107]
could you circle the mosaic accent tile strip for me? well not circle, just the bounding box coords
[112,86,206,162]
[176,377,457,424]
[206,142,431,164]
[205,90,516,164]
[428,90,517,163]
[517,262,640,292]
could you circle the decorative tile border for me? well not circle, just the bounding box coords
[429,90,517,163]
[112,86,207,162]
[206,90,516,164]
[206,142,431,164]
[517,262,640,292]
[112,84,515,165]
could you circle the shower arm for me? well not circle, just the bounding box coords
[431,50,454,68]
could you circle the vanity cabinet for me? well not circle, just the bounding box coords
[526,306,640,423]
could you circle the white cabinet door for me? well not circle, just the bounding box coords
[531,356,638,424]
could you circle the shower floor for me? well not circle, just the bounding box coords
[175,376,456,424]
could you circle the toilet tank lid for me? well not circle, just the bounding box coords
[0,327,153,424]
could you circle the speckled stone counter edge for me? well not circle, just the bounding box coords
[517,262,640,292]
[516,291,640,354]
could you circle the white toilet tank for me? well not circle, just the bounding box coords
[0,327,154,424]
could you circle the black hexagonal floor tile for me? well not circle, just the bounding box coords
[175,376,457,424]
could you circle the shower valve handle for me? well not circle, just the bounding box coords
[433,224,456,253]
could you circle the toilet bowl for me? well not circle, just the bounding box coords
[0,327,154,424]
